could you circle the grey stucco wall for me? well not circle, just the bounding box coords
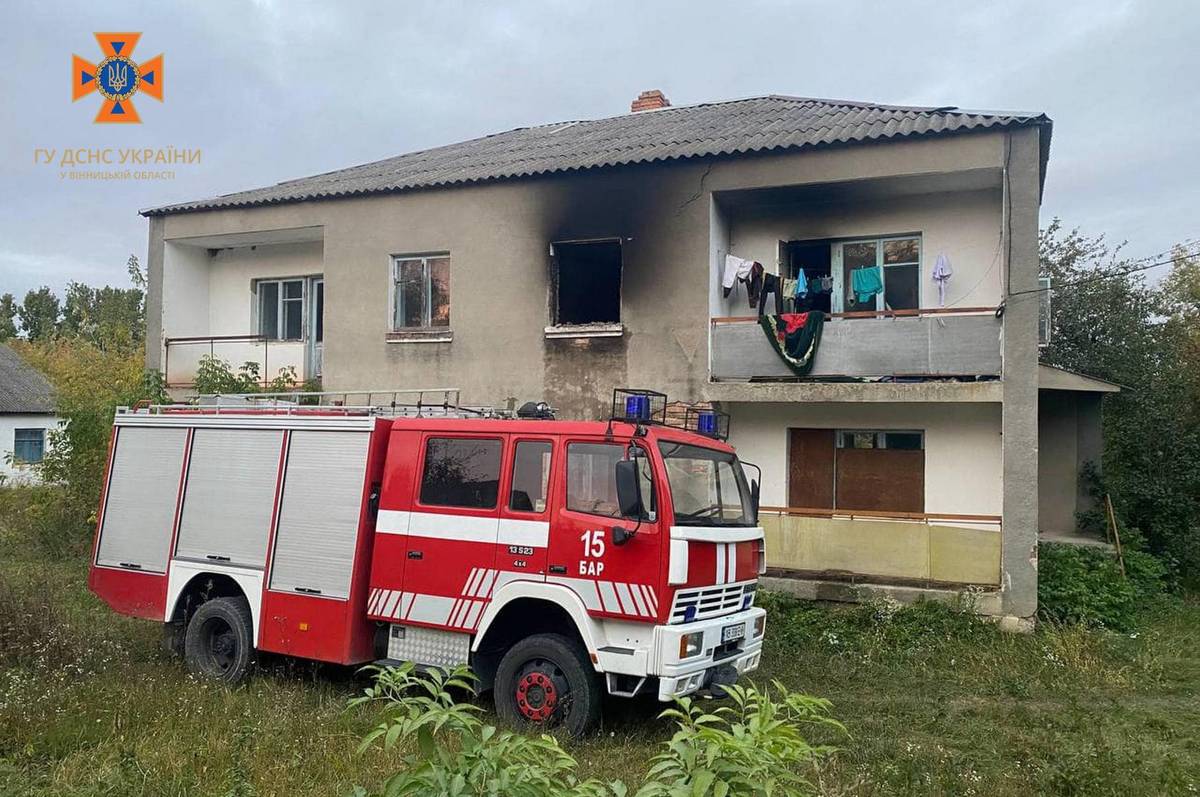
[146,131,1017,419]
[1038,390,1105,535]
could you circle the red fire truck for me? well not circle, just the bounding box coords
[89,389,766,735]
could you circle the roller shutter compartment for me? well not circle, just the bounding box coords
[176,428,282,568]
[269,430,370,599]
[96,426,188,573]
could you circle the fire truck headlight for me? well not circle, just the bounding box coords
[679,631,704,659]
[754,615,766,638]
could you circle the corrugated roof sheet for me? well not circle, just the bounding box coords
[143,95,1050,216]
[0,345,55,414]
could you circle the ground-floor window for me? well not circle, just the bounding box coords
[788,427,924,513]
[13,427,46,464]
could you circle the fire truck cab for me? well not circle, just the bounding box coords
[89,389,766,735]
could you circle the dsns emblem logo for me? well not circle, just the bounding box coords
[72,33,163,123]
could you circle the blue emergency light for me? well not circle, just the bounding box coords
[625,394,652,421]
[696,411,719,437]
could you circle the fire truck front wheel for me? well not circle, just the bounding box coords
[184,597,255,684]
[494,633,601,737]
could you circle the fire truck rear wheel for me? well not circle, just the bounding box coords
[184,597,255,684]
[495,633,601,737]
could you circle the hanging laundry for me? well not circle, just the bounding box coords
[809,276,825,295]
[757,272,784,316]
[745,262,765,309]
[781,277,797,301]
[821,275,834,292]
[932,254,953,307]
[759,311,827,376]
[722,254,755,297]
[851,266,883,304]
[794,269,808,298]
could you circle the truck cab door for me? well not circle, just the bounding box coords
[547,439,662,623]
[398,433,505,633]
[495,437,555,583]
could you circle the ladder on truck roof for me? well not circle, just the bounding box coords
[119,387,510,419]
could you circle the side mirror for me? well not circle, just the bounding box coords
[611,525,635,546]
[614,459,644,518]
[750,479,761,525]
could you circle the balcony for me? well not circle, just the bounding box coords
[710,307,1001,382]
[759,506,1002,588]
[164,334,312,389]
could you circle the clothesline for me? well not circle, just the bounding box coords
[710,305,999,324]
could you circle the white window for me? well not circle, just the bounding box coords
[835,235,921,312]
[257,278,305,341]
[391,254,450,330]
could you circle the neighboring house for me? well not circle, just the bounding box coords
[140,90,1114,625]
[0,345,58,483]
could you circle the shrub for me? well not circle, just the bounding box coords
[637,682,842,797]
[349,663,611,797]
[1038,542,1168,631]
[348,664,842,797]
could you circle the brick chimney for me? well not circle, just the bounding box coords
[630,89,671,113]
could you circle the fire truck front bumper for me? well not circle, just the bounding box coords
[652,606,766,701]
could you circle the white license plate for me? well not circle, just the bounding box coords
[721,623,745,644]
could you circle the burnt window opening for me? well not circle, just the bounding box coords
[553,240,622,325]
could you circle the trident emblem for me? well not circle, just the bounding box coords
[72,33,164,124]
[106,61,129,94]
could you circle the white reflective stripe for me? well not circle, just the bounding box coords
[497,518,550,548]
[482,569,501,598]
[597,580,618,612]
[715,543,727,585]
[382,590,403,618]
[546,575,602,611]
[367,589,380,614]
[641,584,658,614]
[408,512,499,544]
[406,593,455,625]
[669,525,764,543]
[376,509,411,535]
[400,592,417,619]
[668,538,689,585]
[464,599,486,630]
[622,583,646,616]
[463,568,483,597]
[727,543,737,583]
[449,598,468,627]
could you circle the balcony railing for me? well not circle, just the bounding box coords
[710,306,1002,381]
[759,505,1002,588]
[164,334,307,388]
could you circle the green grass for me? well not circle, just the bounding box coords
[2,552,1198,796]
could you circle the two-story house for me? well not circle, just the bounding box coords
[141,91,1118,626]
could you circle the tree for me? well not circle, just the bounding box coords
[1040,220,1200,586]
[17,287,60,341]
[0,293,16,340]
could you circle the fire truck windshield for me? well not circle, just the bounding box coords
[658,441,754,527]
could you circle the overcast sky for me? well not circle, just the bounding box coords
[2,0,1198,300]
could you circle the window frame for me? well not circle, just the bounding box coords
[416,435,504,512]
[564,439,655,522]
[389,253,451,333]
[833,234,922,313]
[547,237,625,335]
[507,438,554,516]
[835,430,925,450]
[254,277,307,341]
[13,427,46,465]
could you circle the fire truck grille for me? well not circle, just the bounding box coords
[669,581,756,624]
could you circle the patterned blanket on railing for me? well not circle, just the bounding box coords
[758,311,826,376]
